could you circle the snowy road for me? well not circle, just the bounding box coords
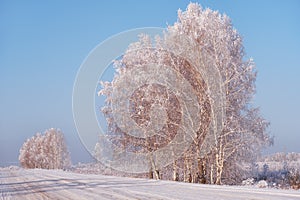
[1,168,300,200]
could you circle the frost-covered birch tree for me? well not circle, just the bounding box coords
[96,3,271,184]
[19,128,71,169]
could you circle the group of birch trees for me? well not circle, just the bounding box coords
[96,3,272,184]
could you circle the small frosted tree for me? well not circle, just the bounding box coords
[19,128,71,169]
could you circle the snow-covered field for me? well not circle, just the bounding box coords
[1,167,299,200]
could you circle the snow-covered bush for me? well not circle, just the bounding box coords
[256,180,268,188]
[242,178,255,186]
[19,128,71,169]
[288,169,300,190]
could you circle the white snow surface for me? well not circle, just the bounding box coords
[1,167,300,200]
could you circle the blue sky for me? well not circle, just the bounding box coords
[0,1,299,166]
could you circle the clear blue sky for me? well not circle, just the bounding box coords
[1,0,299,166]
